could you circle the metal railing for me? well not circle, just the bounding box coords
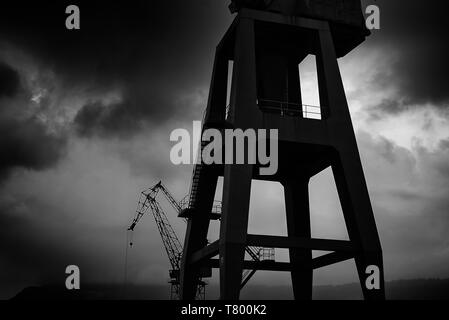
[179,193,222,215]
[225,98,322,124]
[258,247,275,261]
[225,104,232,121]
[302,103,322,119]
[210,200,222,215]
[178,195,189,211]
[257,99,322,119]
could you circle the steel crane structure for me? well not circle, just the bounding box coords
[127,180,274,300]
[179,0,384,300]
[127,181,207,299]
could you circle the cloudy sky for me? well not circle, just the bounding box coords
[1,0,449,299]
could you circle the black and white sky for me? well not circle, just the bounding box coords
[1,0,449,299]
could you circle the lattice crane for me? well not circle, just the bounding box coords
[127,180,274,299]
[127,181,206,299]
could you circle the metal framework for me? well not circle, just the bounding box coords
[128,181,276,299]
[128,182,205,300]
[179,4,385,300]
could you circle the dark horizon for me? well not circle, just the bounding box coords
[10,278,449,300]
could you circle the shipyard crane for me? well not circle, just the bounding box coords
[126,180,274,299]
[127,181,206,299]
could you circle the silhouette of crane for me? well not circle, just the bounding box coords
[127,180,274,299]
[127,181,207,299]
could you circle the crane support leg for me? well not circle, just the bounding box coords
[219,164,253,300]
[180,172,219,300]
[284,177,313,300]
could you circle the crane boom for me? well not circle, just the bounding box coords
[159,182,182,213]
[126,181,207,299]
[128,183,159,231]
[149,199,183,270]
[126,181,274,299]
[128,183,183,271]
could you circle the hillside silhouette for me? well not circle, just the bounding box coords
[12,278,449,300]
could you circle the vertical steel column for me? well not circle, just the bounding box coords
[219,16,258,300]
[316,27,385,300]
[179,47,228,300]
[283,177,313,300]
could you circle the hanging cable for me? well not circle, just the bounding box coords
[123,229,133,299]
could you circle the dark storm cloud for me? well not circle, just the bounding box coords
[356,131,449,279]
[374,99,403,115]
[0,0,229,136]
[73,80,186,137]
[0,1,230,180]
[73,95,154,138]
[439,139,449,151]
[0,1,175,82]
[0,62,20,98]
[0,116,66,181]
[0,2,227,297]
[0,59,67,182]
[376,135,397,164]
[362,0,449,113]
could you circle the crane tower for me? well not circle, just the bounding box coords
[179,0,385,300]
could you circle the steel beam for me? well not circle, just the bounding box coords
[246,234,357,253]
[189,240,220,265]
